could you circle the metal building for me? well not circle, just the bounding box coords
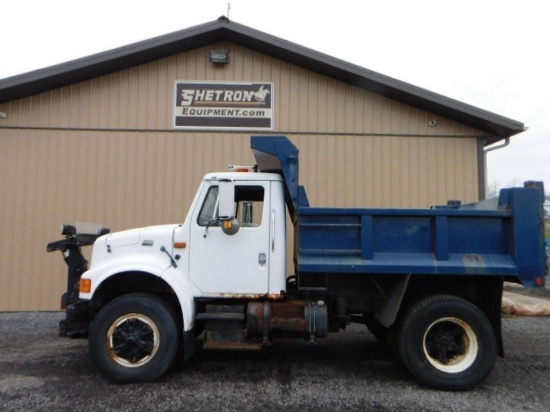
[0,17,524,311]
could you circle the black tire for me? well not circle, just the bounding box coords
[397,295,496,391]
[89,293,179,383]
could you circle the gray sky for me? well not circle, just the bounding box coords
[2,0,548,193]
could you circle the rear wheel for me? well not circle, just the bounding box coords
[89,293,179,383]
[398,295,496,391]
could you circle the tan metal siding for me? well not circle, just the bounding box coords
[294,134,478,208]
[0,130,255,311]
[0,129,478,311]
[0,41,484,310]
[3,43,482,138]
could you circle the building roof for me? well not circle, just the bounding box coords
[0,16,524,143]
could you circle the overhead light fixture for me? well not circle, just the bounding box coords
[209,50,230,64]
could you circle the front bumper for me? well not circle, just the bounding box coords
[59,299,93,338]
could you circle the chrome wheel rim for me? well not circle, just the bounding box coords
[107,313,160,367]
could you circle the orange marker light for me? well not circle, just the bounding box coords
[79,278,92,293]
[174,242,187,249]
[228,165,255,172]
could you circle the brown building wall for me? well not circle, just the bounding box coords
[0,42,483,310]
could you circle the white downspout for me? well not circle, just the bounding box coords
[484,137,510,153]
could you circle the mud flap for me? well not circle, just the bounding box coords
[375,275,410,328]
[477,277,504,357]
[182,329,195,361]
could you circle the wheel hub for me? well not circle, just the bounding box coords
[107,313,160,367]
[423,317,478,373]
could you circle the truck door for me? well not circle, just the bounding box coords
[189,181,270,295]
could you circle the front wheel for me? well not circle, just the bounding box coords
[89,293,179,383]
[397,295,496,391]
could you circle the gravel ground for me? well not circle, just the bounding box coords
[1,312,549,411]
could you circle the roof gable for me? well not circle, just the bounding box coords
[0,16,524,141]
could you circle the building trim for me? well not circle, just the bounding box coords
[0,125,488,139]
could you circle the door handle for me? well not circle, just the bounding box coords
[271,209,275,252]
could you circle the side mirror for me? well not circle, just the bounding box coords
[221,217,240,235]
[218,179,235,219]
[218,180,240,235]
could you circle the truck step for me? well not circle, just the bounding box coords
[203,341,263,351]
[196,312,245,321]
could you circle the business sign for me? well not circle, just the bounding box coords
[173,81,274,130]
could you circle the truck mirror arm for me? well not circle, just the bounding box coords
[203,219,219,238]
[159,246,178,268]
[203,217,240,237]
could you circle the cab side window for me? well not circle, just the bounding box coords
[235,186,264,227]
[197,185,265,227]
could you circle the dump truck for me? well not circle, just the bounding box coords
[47,135,547,390]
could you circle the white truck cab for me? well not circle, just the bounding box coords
[80,170,287,333]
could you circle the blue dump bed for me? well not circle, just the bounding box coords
[298,192,546,287]
[251,136,547,288]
